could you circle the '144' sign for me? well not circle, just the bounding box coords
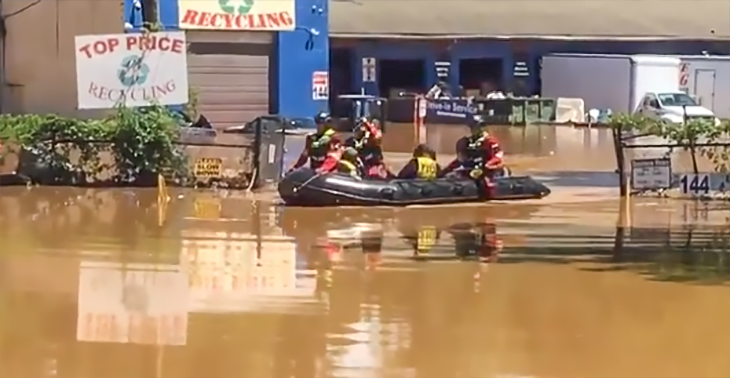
[679,174,711,196]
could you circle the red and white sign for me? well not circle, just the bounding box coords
[178,0,295,31]
[679,62,690,91]
[76,261,189,345]
[74,32,189,109]
[312,71,329,101]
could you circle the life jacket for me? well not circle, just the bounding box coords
[415,156,438,179]
[338,159,361,177]
[358,144,383,166]
[351,123,383,165]
[466,134,489,163]
[307,129,336,168]
[465,133,500,169]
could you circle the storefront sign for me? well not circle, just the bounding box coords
[426,99,478,121]
[434,61,450,80]
[362,57,376,82]
[312,71,329,101]
[75,32,189,109]
[76,261,189,345]
[178,0,295,30]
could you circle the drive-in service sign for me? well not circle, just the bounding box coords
[178,0,295,30]
[75,32,189,109]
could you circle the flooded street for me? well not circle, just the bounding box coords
[2,184,730,378]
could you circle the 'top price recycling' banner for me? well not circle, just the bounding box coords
[74,32,189,109]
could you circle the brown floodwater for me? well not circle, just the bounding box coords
[1,186,729,378]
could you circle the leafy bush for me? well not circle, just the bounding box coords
[608,113,730,174]
[0,105,188,186]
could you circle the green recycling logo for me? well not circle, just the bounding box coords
[218,0,255,15]
[117,55,149,87]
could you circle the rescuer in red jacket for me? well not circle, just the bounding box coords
[439,115,504,195]
[345,118,392,179]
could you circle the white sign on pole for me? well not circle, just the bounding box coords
[417,97,427,118]
[631,158,671,190]
[362,57,376,82]
[311,71,329,100]
[76,261,189,345]
[75,32,189,109]
[679,173,711,196]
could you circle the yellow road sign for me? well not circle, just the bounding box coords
[194,158,222,178]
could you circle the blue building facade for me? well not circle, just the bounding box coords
[123,0,329,120]
[333,38,729,98]
[121,0,727,120]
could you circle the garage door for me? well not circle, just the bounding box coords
[187,31,272,129]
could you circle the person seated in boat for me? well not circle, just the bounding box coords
[288,111,339,173]
[397,143,440,179]
[345,117,386,173]
[338,147,365,179]
[439,114,503,180]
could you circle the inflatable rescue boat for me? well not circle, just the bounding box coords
[278,169,551,207]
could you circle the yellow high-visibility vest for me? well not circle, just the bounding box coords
[416,157,437,179]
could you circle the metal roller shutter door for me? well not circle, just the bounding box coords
[187,31,272,129]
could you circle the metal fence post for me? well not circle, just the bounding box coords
[253,122,286,189]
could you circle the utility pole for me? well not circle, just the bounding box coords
[141,0,159,31]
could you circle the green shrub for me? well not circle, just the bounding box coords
[0,105,188,186]
[608,113,730,174]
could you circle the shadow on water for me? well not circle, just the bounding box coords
[529,171,619,188]
[2,188,730,378]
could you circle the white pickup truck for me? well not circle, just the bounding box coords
[635,91,720,125]
[541,54,720,125]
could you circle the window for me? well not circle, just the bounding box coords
[657,93,697,107]
[643,94,659,109]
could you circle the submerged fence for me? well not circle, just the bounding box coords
[0,120,286,189]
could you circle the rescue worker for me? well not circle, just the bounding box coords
[397,144,440,179]
[439,115,503,195]
[288,112,338,173]
[345,117,392,179]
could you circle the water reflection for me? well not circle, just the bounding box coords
[76,262,188,345]
[400,222,502,263]
[2,188,730,378]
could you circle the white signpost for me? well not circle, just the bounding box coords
[631,158,671,191]
[362,57,376,82]
[75,32,189,109]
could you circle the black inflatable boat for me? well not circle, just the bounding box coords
[278,169,551,207]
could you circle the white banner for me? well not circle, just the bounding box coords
[76,261,189,345]
[75,32,189,109]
